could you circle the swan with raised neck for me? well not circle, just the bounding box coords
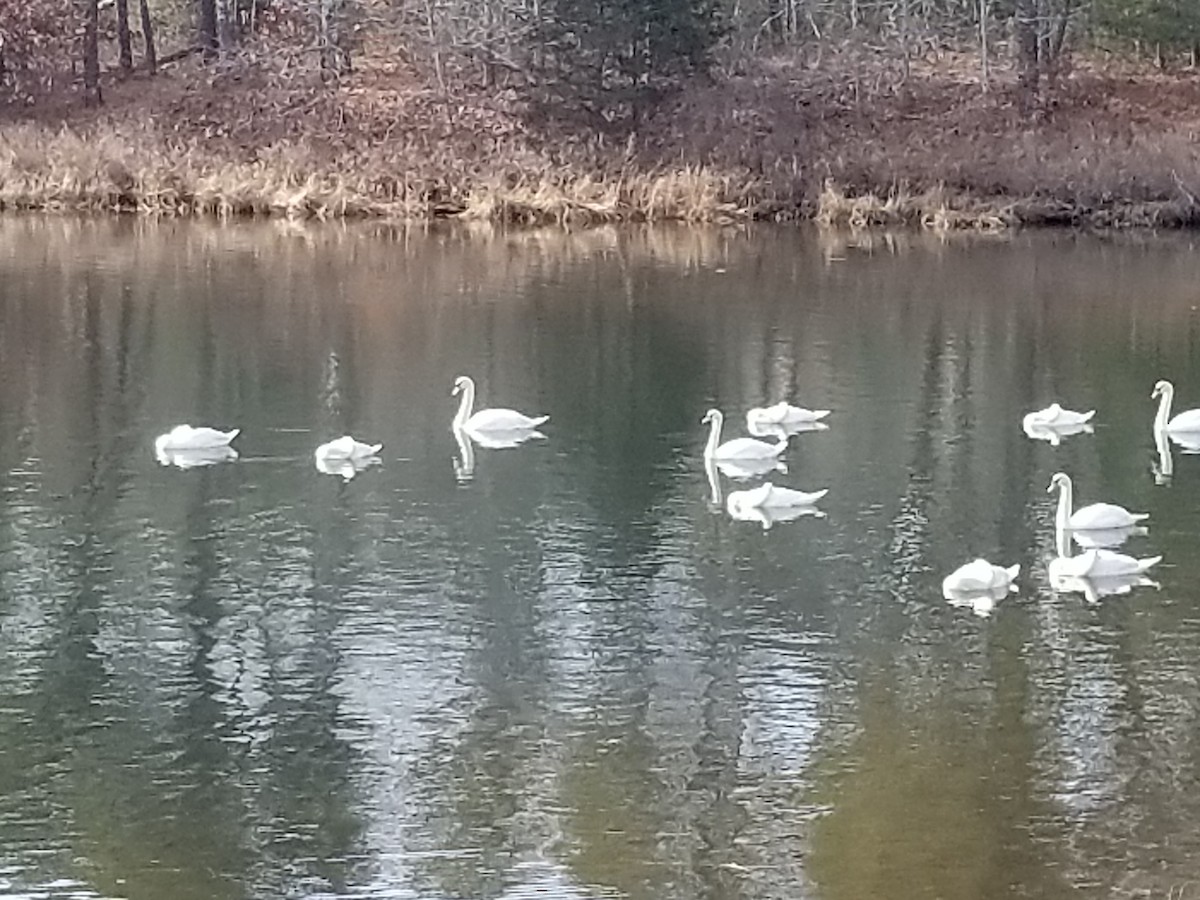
[1048,471,1148,533]
[702,408,787,460]
[1153,379,1200,433]
[452,375,548,433]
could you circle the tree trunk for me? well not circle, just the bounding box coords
[82,0,102,105]
[139,0,158,73]
[198,0,218,58]
[216,0,237,53]
[319,0,350,78]
[978,0,989,92]
[116,0,134,71]
[1015,0,1040,107]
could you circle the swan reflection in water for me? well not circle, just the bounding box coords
[452,424,544,482]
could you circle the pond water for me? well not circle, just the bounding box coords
[2,218,1200,900]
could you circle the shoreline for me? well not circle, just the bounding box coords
[3,53,1200,230]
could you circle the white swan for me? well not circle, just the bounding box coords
[1153,380,1200,433]
[727,482,828,509]
[746,402,830,430]
[1048,548,1161,580]
[1023,403,1095,430]
[944,582,1010,617]
[727,500,825,530]
[1048,472,1148,532]
[452,376,548,433]
[715,457,787,479]
[315,435,382,462]
[154,425,239,454]
[156,445,238,469]
[942,558,1020,596]
[702,409,786,460]
[747,418,830,439]
[1049,571,1159,604]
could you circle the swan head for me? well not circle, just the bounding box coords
[1047,471,1070,494]
[701,408,723,425]
[452,375,472,397]
[1152,379,1173,399]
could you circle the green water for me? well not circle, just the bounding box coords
[2,219,1200,899]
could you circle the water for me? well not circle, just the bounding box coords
[1,218,1200,900]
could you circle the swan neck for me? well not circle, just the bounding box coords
[454,381,475,429]
[1055,478,1073,534]
[704,414,722,458]
[1155,387,1173,432]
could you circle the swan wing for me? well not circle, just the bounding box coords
[1168,409,1200,431]
[714,437,786,459]
[1069,502,1147,530]
[466,408,548,431]
[762,485,828,507]
[943,558,995,594]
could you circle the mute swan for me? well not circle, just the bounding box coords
[944,582,1010,617]
[726,482,828,509]
[702,409,786,460]
[1048,472,1148,531]
[747,418,830,439]
[154,425,239,454]
[942,558,1020,596]
[716,457,787,479]
[746,402,830,430]
[1048,548,1161,580]
[1023,403,1094,430]
[315,435,382,462]
[452,376,547,433]
[727,499,824,530]
[1152,380,1200,433]
[1048,551,1161,603]
[156,445,238,469]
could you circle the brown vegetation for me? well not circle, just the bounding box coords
[3,44,1200,228]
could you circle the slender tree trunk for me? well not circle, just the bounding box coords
[82,0,102,105]
[198,0,218,58]
[139,0,158,73]
[1015,0,1040,107]
[978,0,989,92]
[116,0,133,71]
[216,0,236,53]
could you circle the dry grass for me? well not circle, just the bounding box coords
[5,48,1200,228]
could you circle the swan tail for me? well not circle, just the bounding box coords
[812,410,832,420]
[1080,410,1096,422]
[225,428,241,443]
[1137,555,1163,573]
[1131,512,1151,523]
[529,415,550,427]
[1005,564,1020,582]
[367,443,383,455]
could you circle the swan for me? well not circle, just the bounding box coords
[154,425,239,454]
[156,445,238,469]
[747,419,829,439]
[727,482,828,509]
[746,402,830,430]
[452,376,548,433]
[1152,380,1200,434]
[1023,403,1095,430]
[1048,548,1161,580]
[727,500,825,530]
[942,558,1020,596]
[1049,571,1159,604]
[944,582,1009,617]
[702,409,787,461]
[314,435,382,463]
[1048,472,1148,532]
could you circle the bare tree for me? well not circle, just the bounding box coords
[199,0,218,57]
[139,0,157,73]
[82,0,101,104]
[115,0,133,71]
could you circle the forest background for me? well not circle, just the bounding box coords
[0,0,1199,226]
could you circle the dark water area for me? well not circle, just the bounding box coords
[2,218,1200,899]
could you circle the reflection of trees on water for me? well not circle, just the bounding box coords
[5,219,1200,898]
